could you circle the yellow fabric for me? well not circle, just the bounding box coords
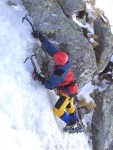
[53,107,64,117]
[66,98,76,114]
[53,93,76,117]
[60,92,69,97]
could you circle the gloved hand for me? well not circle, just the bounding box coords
[32,71,46,83]
[32,31,41,38]
[32,31,45,42]
[37,74,46,83]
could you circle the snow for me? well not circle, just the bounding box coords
[0,1,91,150]
[77,82,97,102]
[111,55,113,62]
[96,0,113,33]
[72,15,85,28]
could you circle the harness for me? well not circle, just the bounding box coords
[61,80,77,88]
[54,81,75,95]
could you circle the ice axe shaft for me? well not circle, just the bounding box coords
[24,54,36,63]
[22,15,35,33]
[24,54,43,76]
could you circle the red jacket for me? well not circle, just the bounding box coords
[59,69,78,95]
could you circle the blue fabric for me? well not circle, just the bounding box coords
[60,112,71,123]
[42,60,72,89]
[62,86,72,95]
[70,112,79,122]
[60,112,79,124]
[42,38,58,57]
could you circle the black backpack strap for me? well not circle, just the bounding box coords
[62,80,77,88]
[54,69,65,76]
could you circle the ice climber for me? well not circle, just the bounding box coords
[32,32,82,131]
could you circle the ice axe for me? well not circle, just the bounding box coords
[24,54,43,76]
[22,14,36,33]
[22,14,41,37]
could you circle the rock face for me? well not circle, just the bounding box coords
[94,17,113,71]
[92,84,113,150]
[56,0,85,16]
[21,0,113,149]
[21,0,97,87]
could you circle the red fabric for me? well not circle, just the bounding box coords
[60,70,74,86]
[59,70,78,95]
[68,82,78,94]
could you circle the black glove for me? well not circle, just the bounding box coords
[37,74,46,83]
[32,31,41,38]
[32,31,45,42]
[32,71,46,83]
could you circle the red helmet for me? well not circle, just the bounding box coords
[53,52,68,65]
